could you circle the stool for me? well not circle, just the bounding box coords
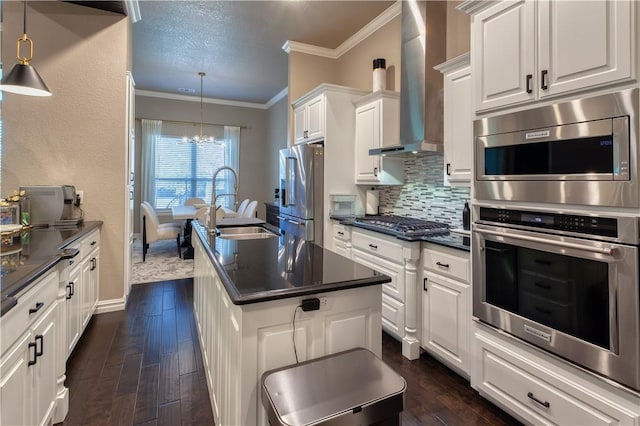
[261,348,406,426]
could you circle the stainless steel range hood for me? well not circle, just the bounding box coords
[369,0,446,156]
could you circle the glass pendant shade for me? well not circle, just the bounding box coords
[1,63,52,97]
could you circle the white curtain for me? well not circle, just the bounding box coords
[223,126,241,210]
[141,119,162,206]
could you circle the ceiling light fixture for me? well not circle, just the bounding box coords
[181,71,222,144]
[0,0,52,97]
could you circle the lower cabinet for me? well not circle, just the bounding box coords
[66,265,81,356]
[0,271,59,426]
[420,243,470,377]
[473,325,640,425]
[329,221,352,259]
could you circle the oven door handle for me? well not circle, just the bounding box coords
[475,228,617,257]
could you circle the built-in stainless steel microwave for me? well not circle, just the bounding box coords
[474,88,639,208]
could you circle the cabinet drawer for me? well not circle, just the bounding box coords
[475,332,638,425]
[352,248,404,302]
[382,293,404,341]
[80,230,100,260]
[422,245,469,282]
[332,224,351,242]
[1,270,58,355]
[352,230,403,262]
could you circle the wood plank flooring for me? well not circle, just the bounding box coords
[61,279,520,426]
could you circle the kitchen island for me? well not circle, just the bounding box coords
[190,221,390,426]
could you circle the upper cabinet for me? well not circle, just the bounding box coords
[435,54,472,185]
[293,93,325,144]
[354,91,404,185]
[468,0,635,113]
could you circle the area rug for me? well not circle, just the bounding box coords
[131,238,194,284]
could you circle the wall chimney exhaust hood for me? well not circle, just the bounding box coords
[369,0,446,156]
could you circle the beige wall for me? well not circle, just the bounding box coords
[134,96,272,223]
[446,1,471,60]
[1,2,130,302]
[335,16,402,92]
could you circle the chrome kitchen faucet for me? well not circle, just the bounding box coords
[209,166,238,233]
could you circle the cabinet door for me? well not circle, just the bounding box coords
[81,258,93,329]
[538,0,633,98]
[66,267,81,357]
[473,0,535,111]
[293,103,307,144]
[90,251,100,314]
[444,65,473,184]
[422,272,470,375]
[355,101,381,183]
[0,333,32,426]
[32,304,57,426]
[305,94,325,142]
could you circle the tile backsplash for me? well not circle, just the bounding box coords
[377,152,471,228]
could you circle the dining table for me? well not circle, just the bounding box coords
[171,204,208,259]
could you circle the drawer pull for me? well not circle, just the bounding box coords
[337,231,344,235]
[69,260,75,266]
[527,392,550,408]
[368,244,378,250]
[91,241,97,246]
[35,335,44,357]
[28,342,37,366]
[423,278,428,292]
[436,261,450,268]
[29,302,44,315]
[534,281,551,290]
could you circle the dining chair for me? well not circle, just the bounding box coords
[140,201,182,261]
[185,197,208,221]
[236,199,250,217]
[241,200,258,218]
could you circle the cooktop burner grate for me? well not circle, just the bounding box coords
[354,215,450,237]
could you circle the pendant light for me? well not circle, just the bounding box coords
[181,72,221,144]
[0,0,52,97]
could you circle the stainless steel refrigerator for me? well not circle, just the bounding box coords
[279,143,324,245]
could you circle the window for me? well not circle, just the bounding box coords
[153,138,228,208]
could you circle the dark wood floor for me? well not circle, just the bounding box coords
[61,279,519,426]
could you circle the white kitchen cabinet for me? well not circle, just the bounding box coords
[125,71,135,300]
[351,228,422,359]
[473,324,640,425]
[330,221,352,259]
[65,264,81,356]
[293,93,324,144]
[80,231,100,330]
[354,91,404,185]
[467,0,635,112]
[420,243,470,377]
[435,54,472,185]
[0,270,59,426]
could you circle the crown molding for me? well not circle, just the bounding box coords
[283,0,401,59]
[136,90,269,110]
[266,87,288,108]
[335,1,401,57]
[434,52,470,74]
[457,0,497,15]
[282,40,337,59]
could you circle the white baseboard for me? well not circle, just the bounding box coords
[96,297,126,313]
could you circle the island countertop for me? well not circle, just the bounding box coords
[1,221,103,315]
[192,221,390,305]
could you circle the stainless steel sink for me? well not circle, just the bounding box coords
[216,226,278,240]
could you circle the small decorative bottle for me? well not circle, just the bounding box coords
[462,200,471,231]
[373,58,386,92]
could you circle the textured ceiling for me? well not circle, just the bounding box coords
[132,1,394,104]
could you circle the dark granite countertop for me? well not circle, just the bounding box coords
[1,221,103,316]
[192,222,390,305]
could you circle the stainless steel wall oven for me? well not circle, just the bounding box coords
[474,88,638,208]
[473,206,640,391]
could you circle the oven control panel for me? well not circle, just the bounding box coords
[479,207,618,237]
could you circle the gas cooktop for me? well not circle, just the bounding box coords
[353,215,450,238]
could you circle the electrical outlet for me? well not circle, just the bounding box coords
[76,190,84,205]
[319,296,328,307]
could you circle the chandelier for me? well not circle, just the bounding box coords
[181,71,223,144]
